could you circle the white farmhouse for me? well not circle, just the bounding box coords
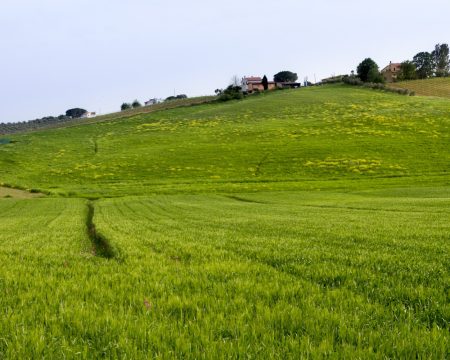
[80,112,97,119]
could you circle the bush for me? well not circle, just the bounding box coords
[218,85,244,102]
[165,94,188,102]
[343,76,412,96]
[121,103,132,111]
[132,100,142,108]
[343,76,363,86]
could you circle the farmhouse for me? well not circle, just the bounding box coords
[381,62,401,83]
[241,77,276,93]
[241,76,301,94]
[145,98,160,106]
[80,112,96,119]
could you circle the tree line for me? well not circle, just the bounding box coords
[0,108,88,135]
[120,95,188,111]
[356,43,450,83]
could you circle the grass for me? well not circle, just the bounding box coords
[391,77,450,98]
[0,85,449,197]
[0,85,448,358]
[0,96,217,135]
[0,191,448,358]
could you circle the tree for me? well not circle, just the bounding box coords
[413,52,434,79]
[398,61,417,81]
[262,75,269,90]
[165,94,188,102]
[121,103,131,111]
[356,58,383,83]
[432,43,450,77]
[368,67,384,83]
[65,108,87,118]
[132,100,142,108]
[274,71,298,83]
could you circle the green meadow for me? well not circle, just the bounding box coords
[392,77,450,99]
[0,85,449,358]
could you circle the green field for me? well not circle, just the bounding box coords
[392,77,450,99]
[0,85,449,358]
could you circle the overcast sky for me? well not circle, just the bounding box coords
[0,0,449,123]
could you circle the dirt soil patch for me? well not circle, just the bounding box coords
[0,186,44,199]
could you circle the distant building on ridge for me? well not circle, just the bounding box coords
[145,98,161,106]
[381,62,402,83]
[241,76,301,94]
[80,112,97,119]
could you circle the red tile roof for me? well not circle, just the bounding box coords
[244,76,262,82]
[382,63,402,73]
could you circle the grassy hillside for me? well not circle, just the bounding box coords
[392,77,450,98]
[0,95,216,135]
[0,85,449,358]
[0,85,449,197]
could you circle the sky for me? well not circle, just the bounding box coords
[0,0,449,123]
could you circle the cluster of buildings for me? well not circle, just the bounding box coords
[321,62,403,84]
[242,62,403,91]
[82,62,403,117]
[240,76,302,94]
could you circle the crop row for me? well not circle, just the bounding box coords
[1,189,447,358]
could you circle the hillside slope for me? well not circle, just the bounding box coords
[0,96,215,135]
[0,85,449,358]
[0,85,449,197]
[392,77,450,98]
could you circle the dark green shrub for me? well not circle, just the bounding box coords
[343,76,412,96]
[218,85,244,102]
[132,100,142,108]
[121,103,132,111]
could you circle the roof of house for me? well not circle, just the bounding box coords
[243,76,263,83]
[382,62,402,73]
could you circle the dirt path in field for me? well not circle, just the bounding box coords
[0,186,44,199]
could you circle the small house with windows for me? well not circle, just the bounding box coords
[241,77,275,93]
[381,62,402,83]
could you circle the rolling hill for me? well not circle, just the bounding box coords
[1,85,449,197]
[0,85,448,358]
